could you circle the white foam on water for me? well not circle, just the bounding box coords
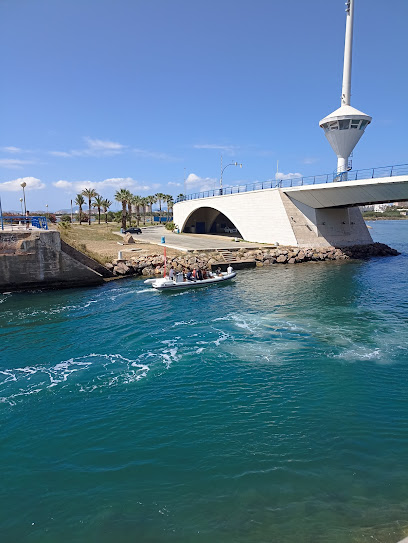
[212,329,231,346]
[0,353,150,406]
[172,320,198,327]
[160,340,181,368]
[195,347,204,354]
[332,347,382,362]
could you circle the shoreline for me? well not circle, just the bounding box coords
[107,242,400,279]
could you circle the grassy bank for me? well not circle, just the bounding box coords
[57,223,180,265]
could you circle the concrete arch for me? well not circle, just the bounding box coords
[180,206,243,237]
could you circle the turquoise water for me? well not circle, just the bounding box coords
[1,220,408,543]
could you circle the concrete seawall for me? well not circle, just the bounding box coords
[0,230,109,291]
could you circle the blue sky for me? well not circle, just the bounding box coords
[0,0,407,212]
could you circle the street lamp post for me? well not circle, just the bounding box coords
[20,182,27,215]
[19,198,24,216]
[45,204,49,220]
[220,155,243,192]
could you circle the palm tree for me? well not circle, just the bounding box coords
[75,194,85,224]
[146,195,156,225]
[131,195,143,226]
[126,192,134,227]
[102,199,112,224]
[115,189,131,230]
[140,197,149,226]
[82,188,98,225]
[154,193,166,223]
[93,195,105,225]
[177,193,185,202]
[165,195,174,222]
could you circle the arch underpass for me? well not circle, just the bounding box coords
[182,206,243,237]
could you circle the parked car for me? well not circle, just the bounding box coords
[224,227,237,233]
[124,227,142,235]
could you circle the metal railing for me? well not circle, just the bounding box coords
[176,163,408,202]
[0,215,48,230]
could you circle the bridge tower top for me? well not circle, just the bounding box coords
[319,0,372,174]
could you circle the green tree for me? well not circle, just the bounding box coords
[165,195,174,222]
[115,189,131,230]
[93,195,105,225]
[75,194,85,224]
[82,188,98,225]
[146,195,156,225]
[131,195,143,226]
[177,193,185,202]
[102,199,112,224]
[126,193,134,227]
[140,197,149,226]
[154,193,166,223]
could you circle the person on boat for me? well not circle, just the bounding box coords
[215,266,222,276]
[192,267,197,280]
[227,265,233,275]
[169,266,175,281]
[197,268,203,280]
[186,269,193,281]
[202,269,208,280]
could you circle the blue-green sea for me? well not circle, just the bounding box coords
[1,220,408,543]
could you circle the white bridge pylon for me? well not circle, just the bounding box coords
[173,175,408,248]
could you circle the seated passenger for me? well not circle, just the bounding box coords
[215,266,222,276]
[197,269,203,280]
[202,269,208,279]
[186,270,193,281]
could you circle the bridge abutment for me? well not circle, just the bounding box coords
[174,187,374,248]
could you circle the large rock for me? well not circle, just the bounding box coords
[276,255,287,263]
[114,262,130,275]
[123,234,135,244]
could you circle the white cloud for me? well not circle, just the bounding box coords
[53,180,73,189]
[168,181,181,187]
[2,146,22,153]
[186,173,217,192]
[53,177,151,193]
[50,151,72,158]
[50,137,126,158]
[133,148,177,161]
[275,171,302,181]
[0,158,35,169]
[84,137,125,154]
[193,144,238,155]
[0,176,45,192]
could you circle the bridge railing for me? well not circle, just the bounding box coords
[0,215,48,230]
[176,163,408,202]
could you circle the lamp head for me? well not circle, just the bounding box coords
[21,182,27,188]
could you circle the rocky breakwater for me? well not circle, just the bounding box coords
[106,242,399,278]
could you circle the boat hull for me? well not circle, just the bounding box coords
[148,272,237,291]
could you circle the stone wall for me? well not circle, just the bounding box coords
[0,230,105,291]
[106,242,399,277]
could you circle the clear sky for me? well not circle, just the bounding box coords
[1,0,407,212]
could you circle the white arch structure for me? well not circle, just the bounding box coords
[173,175,408,248]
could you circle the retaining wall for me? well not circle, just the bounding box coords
[0,230,105,291]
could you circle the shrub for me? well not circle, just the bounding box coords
[60,214,71,223]
[165,221,175,231]
[48,213,57,224]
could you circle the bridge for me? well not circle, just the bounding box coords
[173,164,408,248]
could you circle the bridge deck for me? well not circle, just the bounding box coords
[282,175,408,209]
